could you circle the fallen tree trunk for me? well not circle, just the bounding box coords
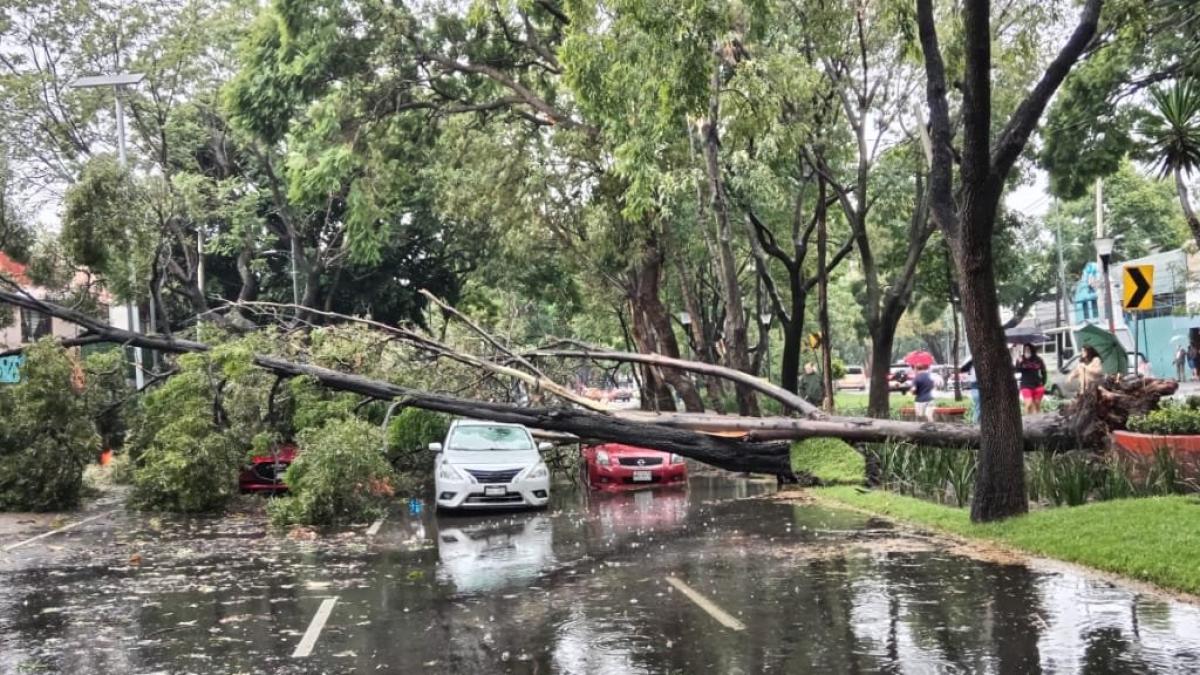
[253,356,795,475]
[615,410,1077,450]
[0,291,1174,476]
[528,346,823,417]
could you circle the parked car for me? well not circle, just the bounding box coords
[888,364,911,391]
[1044,351,1148,399]
[239,444,298,493]
[581,443,687,489]
[431,420,551,510]
[836,366,867,391]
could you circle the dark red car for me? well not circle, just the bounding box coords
[581,443,687,489]
[239,444,298,493]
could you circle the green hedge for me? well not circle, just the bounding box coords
[1127,407,1200,435]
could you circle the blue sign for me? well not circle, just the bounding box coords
[0,355,24,383]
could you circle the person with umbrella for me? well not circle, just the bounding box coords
[1015,344,1048,414]
[904,351,937,421]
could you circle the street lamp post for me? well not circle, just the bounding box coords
[69,72,146,389]
[1095,235,1116,334]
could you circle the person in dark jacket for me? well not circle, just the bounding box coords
[799,362,824,407]
[909,364,936,421]
[1015,344,1047,414]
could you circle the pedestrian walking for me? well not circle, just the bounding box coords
[1175,345,1187,381]
[909,363,936,422]
[1190,343,1199,380]
[1015,345,1047,414]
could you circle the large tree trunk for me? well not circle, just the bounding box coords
[915,0,1102,521]
[780,289,806,394]
[957,221,1027,521]
[866,326,897,418]
[628,238,705,412]
[702,61,759,416]
[817,178,834,411]
[1177,168,1200,250]
[675,257,726,411]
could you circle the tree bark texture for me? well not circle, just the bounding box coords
[703,61,758,416]
[816,176,834,412]
[627,238,705,412]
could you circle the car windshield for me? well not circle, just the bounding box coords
[447,425,533,451]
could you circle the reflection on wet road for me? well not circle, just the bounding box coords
[2,476,1198,673]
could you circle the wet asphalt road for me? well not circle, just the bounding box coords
[1,476,1199,674]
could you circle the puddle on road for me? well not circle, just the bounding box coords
[1,475,1198,674]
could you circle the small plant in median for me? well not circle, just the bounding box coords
[269,417,396,528]
[1127,406,1200,435]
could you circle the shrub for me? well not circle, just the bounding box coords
[268,417,395,527]
[129,343,274,513]
[1127,407,1200,435]
[131,413,244,513]
[0,340,99,511]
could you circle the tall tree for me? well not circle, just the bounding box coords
[1140,79,1200,246]
[916,0,1104,521]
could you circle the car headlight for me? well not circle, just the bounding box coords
[596,449,610,466]
[670,453,685,465]
[526,462,549,480]
[438,463,466,482]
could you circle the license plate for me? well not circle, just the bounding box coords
[484,486,506,496]
[632,470,653,482]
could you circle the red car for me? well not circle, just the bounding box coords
[581,443,687,489]
[239,444,298,493]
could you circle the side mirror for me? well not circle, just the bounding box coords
[428,442,443,452]
[538,442,553,452]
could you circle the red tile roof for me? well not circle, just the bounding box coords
[0,251,30,285]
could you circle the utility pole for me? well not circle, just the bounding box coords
[1094,178,1116,335]
[70,72,146,389]
[1054,214,1069,367]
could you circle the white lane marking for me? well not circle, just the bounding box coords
[365,516,386,537]
[2,511,114,553]
[665,576,746,631]
[292,597,338,658]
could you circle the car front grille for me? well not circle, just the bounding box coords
[466,468,522,484]
[465,494,524,504]
[617,456,663,467]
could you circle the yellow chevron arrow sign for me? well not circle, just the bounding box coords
[1122,265,1154,311]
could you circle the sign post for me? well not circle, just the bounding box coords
[1122,265,1154,375]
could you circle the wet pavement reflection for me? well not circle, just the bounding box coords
[1,476,1198,674]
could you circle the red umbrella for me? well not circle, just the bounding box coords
[903,350,935,367]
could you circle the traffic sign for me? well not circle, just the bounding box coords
[1122,265,1154,311]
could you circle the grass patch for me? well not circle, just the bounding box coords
[833,391,974,417]
[791,439,865,485]
[817,486,1200,595]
